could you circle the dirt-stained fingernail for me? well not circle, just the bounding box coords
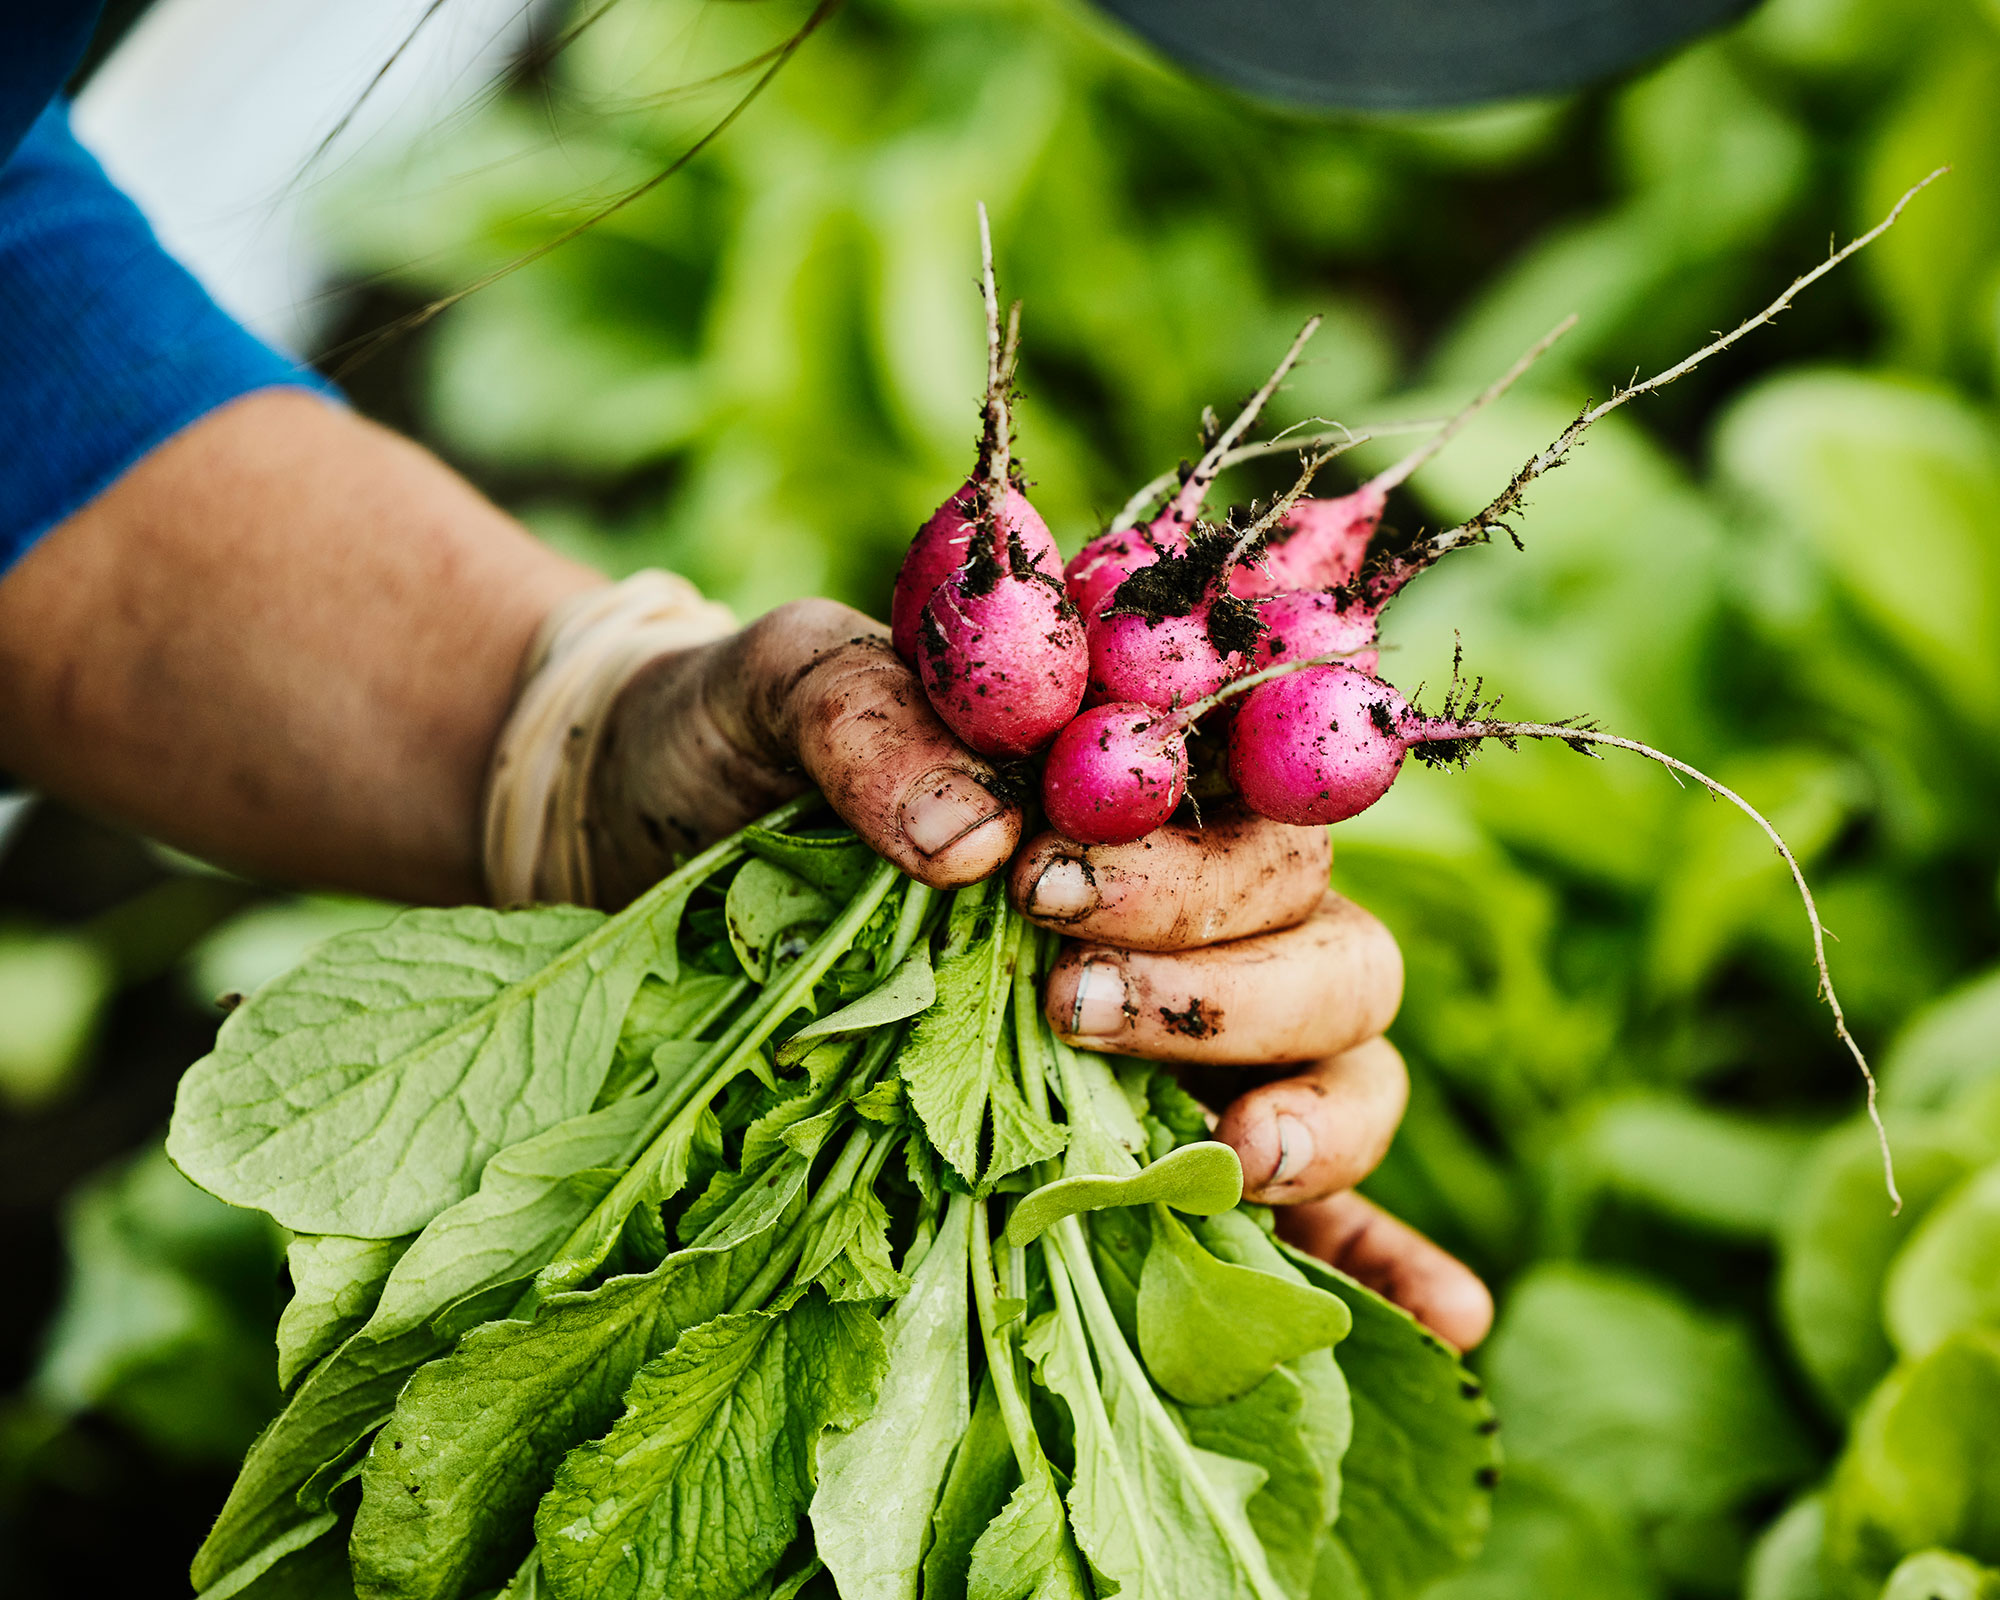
[1027,857,1098,920]
[1069,960,1129,1039]
[901,769,1003,857]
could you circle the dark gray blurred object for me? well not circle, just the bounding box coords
[1092,0,1761,109]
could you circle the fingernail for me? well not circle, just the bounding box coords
[1028,857,1098,920]
[1069,960,1129,1039]
[1267,1113,1315,1190]
[901,769,1003,857]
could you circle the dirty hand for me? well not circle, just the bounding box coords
[590,596,1492,1349]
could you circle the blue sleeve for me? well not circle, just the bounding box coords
[0,102,337,574]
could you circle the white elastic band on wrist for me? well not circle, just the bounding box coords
[482,569,736,908]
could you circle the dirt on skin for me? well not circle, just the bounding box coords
[1158,997,1220,1038]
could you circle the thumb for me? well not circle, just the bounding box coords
[751,600,1022,887]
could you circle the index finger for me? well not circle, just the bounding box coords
[1009,809,1329,952]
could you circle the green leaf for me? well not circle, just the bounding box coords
[1415,1465,1656,1600]
[535,1293,886,1600]
[1881,967,2000,1113]
[168,900,670,1237]
[813,1194,972,1599]
[1886,1161,2000,1361]
[806,1182,912,1304]
[1744,1495,1833,1600]
[1006,1142,1244,1248]
[1858,36,2000,375]
[1278,1241,1499,1600]
[965,1467,1091,1600]
[0,926,113,1110]
[922,1374,1020,1600]
[1556,1092,1819,1242]
[33,1144,283,1469]
[1880,1550,2000,1600]
[278,1235,413,1389]
[740,825,877,899]
[778,948,935,1065]
[1780,1119,1982,1414]
[1714,371,2000,730]
[195,1512,341,1600]
[728,858,837,983]
[898,893,1017,1185]
[1138,1207,1350,1407]
[190,1322,444,1591]
[1025,1267,1288,1600]
[1193,1216,1352,1538]
[351,1194,796,1600]
[366,1082,674,1339]
[606,972,742,1101]
[1826,1330,2000,1592]
[203,1504,361,1600]
[981,1031,1068,1191]
[497,1551,545,1600]
[1181,1363,1348,1600]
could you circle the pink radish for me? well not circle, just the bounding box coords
[1085,531,1258,710]
[918,554,1086,757]
[1041,702,1193,844]
[1231,485,1383,598]
[891,479,1056,663]
[1042,648,1361,845]
[1251,588,1381,677]
[1064,513,1187,622]
[1226,663,1415,826]
[914,206,1087,756]
[1086,445,1343,710]
[1066,316,1322,622]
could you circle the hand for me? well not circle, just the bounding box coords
[592,596,1491,1349]
[1011,815,1493,1350]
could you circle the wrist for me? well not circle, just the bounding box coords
[482,571,736,909]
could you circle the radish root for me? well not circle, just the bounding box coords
[1421,715,1902,1211]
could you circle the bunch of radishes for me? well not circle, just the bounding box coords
[889,212,1576,850]
[889,185,1949,1209]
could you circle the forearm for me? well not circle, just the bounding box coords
[0,389,602,903]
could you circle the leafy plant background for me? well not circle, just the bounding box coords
[6,0,2000,1594]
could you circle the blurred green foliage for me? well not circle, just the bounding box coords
[14,0,2000,1595]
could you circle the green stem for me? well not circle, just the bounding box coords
[729,1125,876,1313]
[684,973,751,1039]
[971,1195,1046,1482]
[884,878,937,971]
[1054,1216,1286,1600]
[551,858,901,1283]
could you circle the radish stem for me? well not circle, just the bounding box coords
[1169,316,1323,524]
[1367,314,1578,495]
[1404,168,1949,576]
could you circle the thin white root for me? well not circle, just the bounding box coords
[1168,316,1322,524]
[1369,314,1578,495]
[1445,718,1902,1212]
[1423,167,1949,565]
